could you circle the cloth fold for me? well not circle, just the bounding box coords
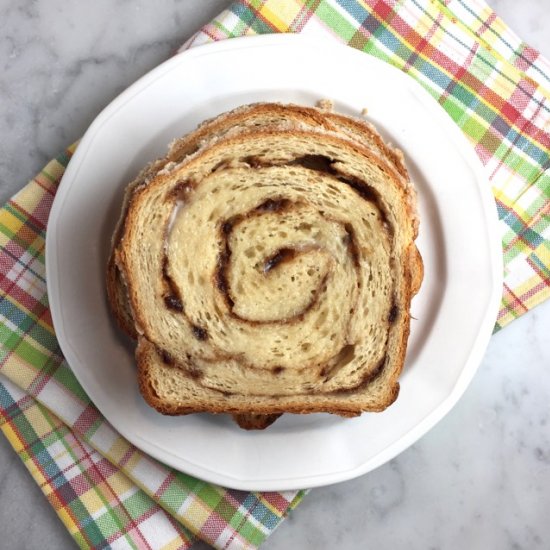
[1,1,549,549]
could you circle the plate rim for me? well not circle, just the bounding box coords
[46,33,503,490]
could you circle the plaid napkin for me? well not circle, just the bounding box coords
[1,1,549,549]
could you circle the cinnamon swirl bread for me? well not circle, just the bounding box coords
[107,103,423,429]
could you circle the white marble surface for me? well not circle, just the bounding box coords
[0,1,549,549]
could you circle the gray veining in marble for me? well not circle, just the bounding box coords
[1,1,549,549]
[0,0,227,207]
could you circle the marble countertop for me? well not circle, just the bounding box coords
[1,1,549,549]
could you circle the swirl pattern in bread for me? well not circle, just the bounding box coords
[107,103,423,428]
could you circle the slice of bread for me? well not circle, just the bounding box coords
[107,103,422,428]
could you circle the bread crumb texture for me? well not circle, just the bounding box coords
[106,103,423,429]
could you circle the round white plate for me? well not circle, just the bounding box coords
[46,34,502,491]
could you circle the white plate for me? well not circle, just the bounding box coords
[46,35,502,491]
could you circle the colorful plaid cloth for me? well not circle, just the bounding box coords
[0,1,549,549]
